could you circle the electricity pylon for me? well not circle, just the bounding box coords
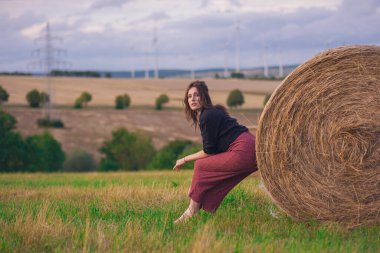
[29,22,69,120]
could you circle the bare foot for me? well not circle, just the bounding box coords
[174,208,198,224]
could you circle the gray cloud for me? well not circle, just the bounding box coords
[200,0,241,10]
[0,12,47,70]
[139,11,171,23]
[159,0,380,65]
[90,0,131,10]
[1,0,379,71]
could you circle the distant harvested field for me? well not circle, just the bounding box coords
[1,76,270,161]
[0,76,280,109]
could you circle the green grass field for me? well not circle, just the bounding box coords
[0,171,379,252]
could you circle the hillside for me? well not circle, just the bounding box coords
[4,107,260,163]
[0,76,278,162]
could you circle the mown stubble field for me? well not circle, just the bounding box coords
[0,76,278,108]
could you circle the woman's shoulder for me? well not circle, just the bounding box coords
[200,107,225,122]
[201,107,224,117]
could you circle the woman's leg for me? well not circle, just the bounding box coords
[175,155,253,223]
[201,170,253,212]
[188,132,257,212]
[174,199,200,224]
[174,132,257,223]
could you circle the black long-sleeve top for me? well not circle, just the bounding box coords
[199,107,248,154]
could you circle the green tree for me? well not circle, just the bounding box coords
[26,89,42,108]
[40,91,50,106]
[36,118,64,128]
[230,72,245,79]
[80,92,92,107]
[25,131,65,172]
[227,89,245,108]
[99,128,155,171]
[150,140,192,169]
[124,94,131,107]
[0,110,28,172]
[0,110,65,172]
[0,109,16,133]
[73,97,83,109]
[155,94,169,110]
[115,94,131,109]
[115,96,124,109]
[63,149,96,172]
[0,85,10,104]
[0,131,28,172]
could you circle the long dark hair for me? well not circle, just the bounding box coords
[184,80,228,128]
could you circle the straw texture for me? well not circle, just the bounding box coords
[256,45,380,227]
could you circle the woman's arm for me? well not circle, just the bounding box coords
[173,150,211,171]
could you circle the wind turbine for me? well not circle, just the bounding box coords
[153,21,159,79]
[278,50,283,78]
[145,51,150,79]
[224,40,230,78]
[234,19,241,73]
[129,45,135,78]
[263,43,269,77]
[189,55,195,80]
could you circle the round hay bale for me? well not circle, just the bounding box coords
[256,45,380,227]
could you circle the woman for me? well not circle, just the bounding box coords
[173,80,258,224]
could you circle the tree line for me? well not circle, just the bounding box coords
[0,109,200,172]
[0,72,32,76]
[0,110,65,172]
[50,70,102,78]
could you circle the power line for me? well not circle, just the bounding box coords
[28,22,70,120]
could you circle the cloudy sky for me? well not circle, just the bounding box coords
[0,0,379,72]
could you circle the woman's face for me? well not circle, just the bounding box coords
[187,87,202,111]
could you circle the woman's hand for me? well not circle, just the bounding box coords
[173,157,187,171]
[172,151,210,172]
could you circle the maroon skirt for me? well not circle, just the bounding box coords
[188,131,258,212]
